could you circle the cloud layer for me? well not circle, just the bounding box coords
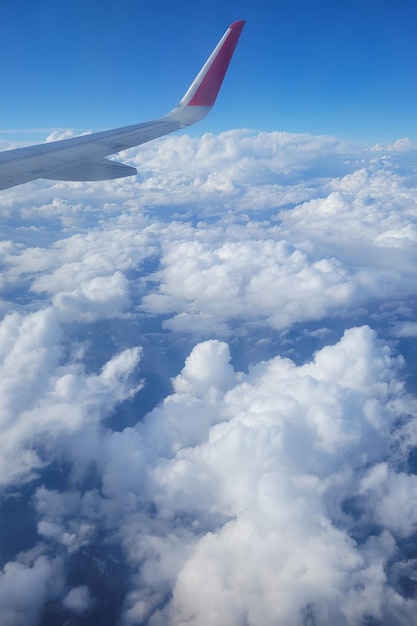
[1,129,417,625]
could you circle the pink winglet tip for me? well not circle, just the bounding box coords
[229,20,246,29]
[187,20,245,107]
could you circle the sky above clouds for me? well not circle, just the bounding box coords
[1,0,417,143]
[2,2,417,626]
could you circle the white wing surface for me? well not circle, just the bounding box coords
[0,20,245,191]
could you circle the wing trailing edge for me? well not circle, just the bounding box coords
[45,159,137,181]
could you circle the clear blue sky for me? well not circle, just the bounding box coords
[1,0,416,143]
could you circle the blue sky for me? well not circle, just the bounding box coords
[1,0,417,143]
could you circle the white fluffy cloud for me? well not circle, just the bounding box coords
[0,306,141,486]
[0,554,64,626]
[52,270,131,321]
[372,137,414,152]
[63,585,94,613]
[86,327,416,625]
[2,131,417,335]
[142,233,358,332]
[1,129,417,625]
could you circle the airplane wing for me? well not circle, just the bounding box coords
[0,20,245,191]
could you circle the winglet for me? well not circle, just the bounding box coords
[181,20,245,107]
[165,20,245,126]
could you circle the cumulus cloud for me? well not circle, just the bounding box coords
[52,270,131,321]
[2,130,417,337]
[22,326,410,624]
[0,554,64,626]
[142,233,357,333]
[45,129,92,142]
[94,327,416,625]
[35,487,97,553]
[371,137,414,152]
[0,306,141,486]
[126,130,347,183]
[2,128,417,625]
[132,146,417,335]
[63,585,95,613]
[172,339,235,398]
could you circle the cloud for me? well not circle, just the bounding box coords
[98,327,417,625]
[2,129,417,624]
[0,553,64,626]
[45,129,92,142]
[52,270,131,321]
[172,339,236,398]
[131,147,417,336]
[371,137,414,152]
[392,321,417,338]
[35,487,96,553]
[2,131,417,337]
[142,235,357,333]
[1,130,349,222]
[359,463,417,538]
[63,585,95,613]
[0,306,141,486]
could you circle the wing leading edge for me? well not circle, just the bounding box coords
[0,20,245,191]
